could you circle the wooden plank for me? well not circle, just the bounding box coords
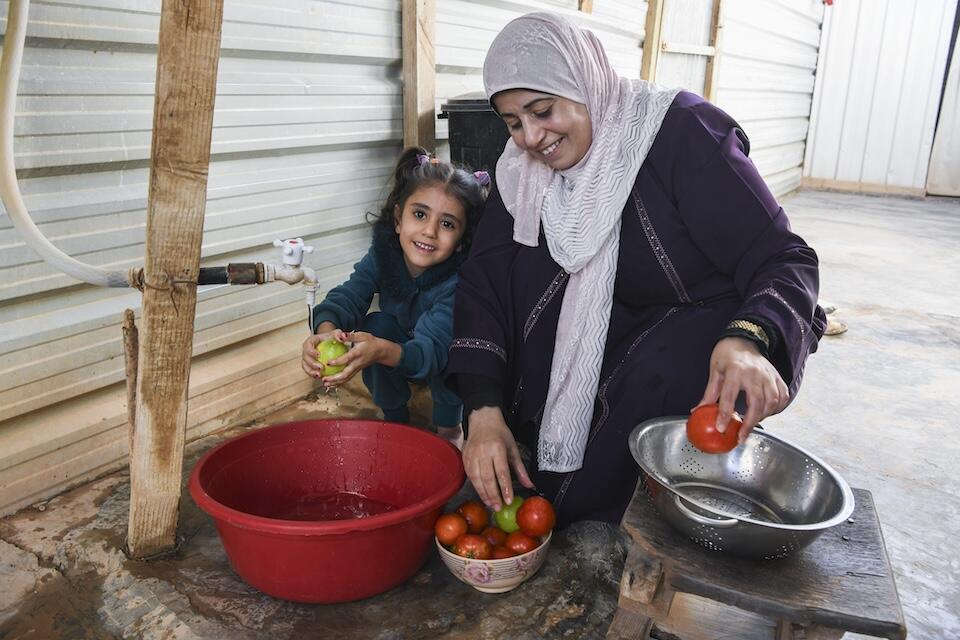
[702,0,724,102]
[661,42,715,57]
[127,0,225,559]
[640,0,664,81]
[776,621,845,640]
[605,607,653,639]
[0,355,314,517]
[121,309,138,455]
[619,484,907,639]
[402,0,436,150]
[655,592,777,639]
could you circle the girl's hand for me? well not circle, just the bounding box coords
[300,326,347,378]
[320,331,401,387]
[696,337,790,443]
[461,407,534,512]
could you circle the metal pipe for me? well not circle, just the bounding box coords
[0,0,135,288]
[197,263,264,285]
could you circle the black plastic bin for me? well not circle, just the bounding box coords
[439,92,510,184]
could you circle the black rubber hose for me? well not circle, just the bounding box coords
[197,263,261,285]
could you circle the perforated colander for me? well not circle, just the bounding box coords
[628,416,855,559]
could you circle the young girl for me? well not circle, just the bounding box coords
[301,147,489,446]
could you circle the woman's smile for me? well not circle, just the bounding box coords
[540,138,563,158]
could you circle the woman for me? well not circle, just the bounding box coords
[447,12,826,526]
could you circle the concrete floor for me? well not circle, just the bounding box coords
[0,190,957,639]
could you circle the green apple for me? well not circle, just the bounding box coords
[493,496,524,533]
[316,339,349,376]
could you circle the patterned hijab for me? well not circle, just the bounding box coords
[483,12,679,472]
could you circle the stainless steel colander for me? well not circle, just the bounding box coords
[628,416,855,559]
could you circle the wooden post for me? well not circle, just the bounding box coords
[402,0,436,150]
[703,0,725,102]
[640,0,665,82]
[127,0,224,559]
[121,309,138,455]
[578,0,594,12]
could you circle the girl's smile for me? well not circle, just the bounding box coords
[394,185,467,277]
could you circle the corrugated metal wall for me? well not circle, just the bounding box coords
[715,0,824,196]
[0,0,826,515]
[0,0,404,514]
[803,0,957,195]
[435,0,648,156]
[650,0,824,197]
[436,0,825,198]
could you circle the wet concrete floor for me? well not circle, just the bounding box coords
[0,190,957,639]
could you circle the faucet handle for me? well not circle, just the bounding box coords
[273,238,306,266]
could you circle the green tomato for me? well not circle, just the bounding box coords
[493,496,524,533]
[316,339,349,376]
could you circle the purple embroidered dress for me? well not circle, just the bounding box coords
[447,92,827,526]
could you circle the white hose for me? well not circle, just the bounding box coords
[0,0,132,287]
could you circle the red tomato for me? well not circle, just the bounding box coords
[505,531,539,555]
[435,512,468,546]
[491,545,515,559]
[453,533,493,559]
[457,500,489,534]
[686,404,742,454]
[481,526,508,548]
[516,496,556,538]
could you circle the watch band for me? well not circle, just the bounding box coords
[725,319,770,352]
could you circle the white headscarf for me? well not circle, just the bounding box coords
[483,13,680,472]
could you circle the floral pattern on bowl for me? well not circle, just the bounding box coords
[436,531,552,593]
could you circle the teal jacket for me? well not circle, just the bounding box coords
[311,227,464,381]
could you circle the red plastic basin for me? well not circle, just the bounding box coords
[188,419,464,603]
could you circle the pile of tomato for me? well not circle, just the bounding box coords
[435,496,556,560]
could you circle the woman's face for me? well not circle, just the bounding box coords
[492,89,592,170]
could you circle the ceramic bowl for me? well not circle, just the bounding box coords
[435,531,552,593]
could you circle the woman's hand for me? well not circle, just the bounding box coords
[300,324,346,378]
[696,337,790,443]
[461,407,535,512]
[320,331,401,387]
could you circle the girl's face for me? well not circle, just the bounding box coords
[492,89,592,170]
[394,185,467,277]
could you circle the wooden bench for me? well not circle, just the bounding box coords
[607,485,907,640]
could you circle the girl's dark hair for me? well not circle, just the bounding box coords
[368,146,489,255]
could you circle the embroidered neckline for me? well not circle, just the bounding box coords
[372,224,464,298]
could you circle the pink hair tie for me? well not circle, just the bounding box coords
[416,153,430,167]
[473,170,491,187]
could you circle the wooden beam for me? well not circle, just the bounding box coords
[579,0,594,12]
[661,42,716,57]
[121,308,138,455]
[127,0,224,559]
[640,0,665,82]
[402,0,436,150]
[703,0,726,102]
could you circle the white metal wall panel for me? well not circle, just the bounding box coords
[0,0,402,513]
[711,0,824,197]
[927,24,960,197]
[435,0,647,150]
[803,0,957,194]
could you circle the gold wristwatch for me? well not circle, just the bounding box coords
[726,319,770,352]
